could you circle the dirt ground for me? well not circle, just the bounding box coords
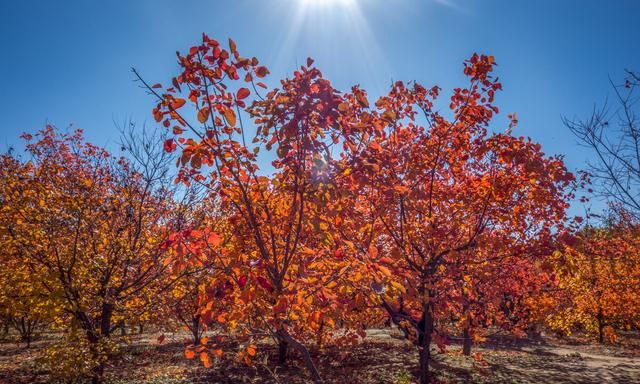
[0,328,639,384]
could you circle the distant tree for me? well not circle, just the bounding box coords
[0,126,184,383]
[547,214,640,343]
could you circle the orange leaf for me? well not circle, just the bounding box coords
[170,98,186,110]
[247,345,257,357]
[207,232,223,246]
[379,256,394,264]
[356,91,369,108]
[185,349,196,359]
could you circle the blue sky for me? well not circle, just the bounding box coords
[1,0,639,186]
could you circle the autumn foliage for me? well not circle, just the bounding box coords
[0,34,638,384]
[545,216,640,343]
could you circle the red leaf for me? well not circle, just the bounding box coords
[164,139,177,153]
[257,276,273,292]
[152,83,162,89]
[172,77,182,92]
[255,66,269,78]
[237,88,250,100]
[229,38,237,54]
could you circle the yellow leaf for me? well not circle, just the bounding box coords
[198,107,210,124]
[224,108,236,127]
[378,265,391,277]
[200,352,211,368]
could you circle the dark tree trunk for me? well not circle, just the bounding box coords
[20,332,32,348]
[86,331,104,384]
[278,338,288,365]
[138,323,144,334]
[277,329,322,384]
[418,306,434,384]
[86,303,113,384]
[118,321,126,336]
[100,303,113,338]
[462,327,472,356]
[191,315,201,345]
[15,317,35,348]
[597,309,605,344]
[90,363,104,384]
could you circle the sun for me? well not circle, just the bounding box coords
[267,0,389,95]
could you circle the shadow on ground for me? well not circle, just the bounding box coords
[0,330,638,383]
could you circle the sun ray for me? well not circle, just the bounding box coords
[268,0,390,96]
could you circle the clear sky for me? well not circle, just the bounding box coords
[1,0,639,184]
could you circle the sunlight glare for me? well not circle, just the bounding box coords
[301,0,355,7]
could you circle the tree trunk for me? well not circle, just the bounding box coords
[462,327,472,356]
[191,315,201,345]
[100,303,113,338]
[597,309,605,344]
[16,317,34,348]
[87,303,114,384]
[90,362,104,384]
[119,321,126,336]
[418,306,434,384]
[316,320,324,349]
[138,323,144,334]
[86,331,104,384]
[278,338,288,365]
[277,329,323,384]
[21,333,32,348]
